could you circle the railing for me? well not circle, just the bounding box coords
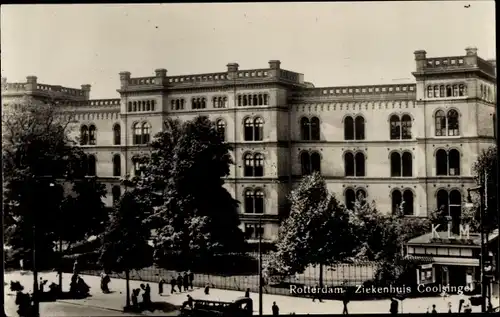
[425,56,465,68]
[168,72,229,83]
[129,77,157,85]
[292,84,416,98]
[2,83,26,91]
[236,69,269,79]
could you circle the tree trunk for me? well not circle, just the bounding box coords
[319,264,324,289]
[125,270,130,308]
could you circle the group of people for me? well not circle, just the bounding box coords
[158,271,195,295]
[131,283,152,310]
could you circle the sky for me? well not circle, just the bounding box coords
[1,1,496,99]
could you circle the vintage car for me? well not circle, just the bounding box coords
[180,296,253,316]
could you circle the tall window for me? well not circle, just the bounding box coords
[113,124,121,145]
[427,86,433,98]
[390,152,413,177]
[87,155,97,176]
[112,185,121,204]
[244,189,264,214]
[344,116,354,140]
[310,117,320,140]
[80,126,89,145]
[133,123,142,145]
[344,188,367,210]
[435,109,460,136]
[112,154,121,177]
[133,160,146,177]
[216,119,226,141]
[447,110,459,136]
[391,189,414,215]
[435,110,446,136]
[391,114,412,139]
[243,153,264,177]
[89,125,96,145]
[354,116,365,140]
[344,152,365,177]
[244,224,264,240]
[300,117,311,140]
[389,115,401,140]
[243,117,264,141]
[300,152,321,175]
[141,122,151,144]
[435,149,460,176]
[436,189,462,231]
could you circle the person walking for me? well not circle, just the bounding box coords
[183,272,189,292]
[272,301,279,315]
[188,270,194,290]
[177,273,183,293]
[342,283,350,315]
[312,284,322,302]
[431,304,437,314]
[390,298,398,314]
[159,277,166,295]
[170,276,177,294]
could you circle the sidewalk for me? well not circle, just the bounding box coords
[5,271,495,315]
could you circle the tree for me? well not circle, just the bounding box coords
[99,191,152,308]
[472,146,498,232]
[265,172,359,287]
[133,116,245,264]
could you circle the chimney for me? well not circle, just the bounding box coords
[81,84,91,100]
[414,50,427,71]
[119,71,131,89]
[269,60,281,70]
[25,76,38,91]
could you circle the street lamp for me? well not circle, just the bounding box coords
[50,182,63,293]
[466,183,488,313]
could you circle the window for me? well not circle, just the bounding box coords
[459,85,466,96]
[254,117,264,141]
[446,85,452,97]
[112,154,121,177]
[390,115,401,140]
[87,155,96,176]
[133,160,146,177]
[301,117,311,140]
[80,126,89,145]
[89,125,96,145]
[310,117,320,140]
[434,86,439,98]
[402,152,413,177]
[436,189,462,231]
[427,86,433,98]
[390,153,402,177]
[244,118,253,141]
[244,189,264,214]
[354,116,365,140]
[453,85,458,97]
[300,152,321,175]
[434,110,447,136]
[113,124,121,145]
[344,152,355,176]
[216,119,226,141]
[355,152,365,176]
[401,115,412,139]
[141,122,151,144]
[392,189,414,215]
[436,149,460,176]
[112,185,121,204]
[345,188,366,210]
[344,116,354,140]
[344,152,365,176]
[133,123,142,145]
[244,153,264,177]
[447,110,459,136]
[392,152,413,177]
[439,86,445,97]
[244,223,264,240]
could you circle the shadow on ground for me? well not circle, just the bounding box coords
[124,302,179,314]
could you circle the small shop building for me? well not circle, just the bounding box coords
[405,227,498,295]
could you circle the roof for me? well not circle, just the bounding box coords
[407,229,499,246]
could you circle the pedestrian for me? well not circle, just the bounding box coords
[39,278,47,293]
[204,284,210,295]
[342,283,350,315]
[19,259,24,271]
[188,270,194,290]
[177,273,183,292]
[131,289,139,310]
[312,284,322,302]
[159,277,166,295]
[182,294,194,309]
[390,298,398,314]
[245,288,250,298]
[431,304,437,314]
[448,302,452,313]
[272,301,279,315]
[170,276,177,294]
[183,272,189,292]
[458,293,465,313]
[463,299,472,314]
[72,259,79,276]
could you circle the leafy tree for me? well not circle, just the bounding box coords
[132,116,245,264]
[472,146,498,232]
[99,191,152,308]
[265,172,358,287]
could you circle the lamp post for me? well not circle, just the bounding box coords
[50,182,63,293]
[258,215,263,317]
[466,180,488,313]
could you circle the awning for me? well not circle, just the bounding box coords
[405,255,479,266]
[404,255,435,263]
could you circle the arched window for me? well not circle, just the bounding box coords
[453,85,459,97]
[253,95,258,105]
[87,155,96,176]
[253,117,264,141]
[354,116,365,140]
[237,95,242,106]
[390,115,401,140]
[254,190,264,214]
[344,116,354,140]
[112,154,121,177]
[133,101,137,112]
[133,123,142,145]
[254,153,264,176]
[258,94,263,105]
[300,152,311,175]
[141,122,151,144]
[311,152,321,173]
[201,98,206,108]
[436,149,448,176]
[113,124,121,145]
[244,189,254,213]
[435,110,446,136]
[216,119,226,141]
[437,189,449,214]
[390,152,402,177]
[244,189,264,214]
[244,153,254,177]
[80,155,89,176]
[243,95,248,106]
[403,190,414,215]
[391,190,402,215]
[459,84,466,96]
[128,102,133,112]
[244,118,254,141]
[401,115,412,139]
[447,110,459,136]
[439,85,445,97]
[310,117,320,140]
[80,125,89,145]
[449,190,462,232]
[402,152,413,177]
[300,117,310,140]
[88,125,96,145]
[345,188,356,210]
[146,100,151,111]
[356,188,367,202]
[344,152,355,176]
[446,85,452,97]
[427,86,433,98]
[448,149,460,176]
[354,152,365,176]
[112,185,121,204]
[263,94,269,105]
[434,86,439,98]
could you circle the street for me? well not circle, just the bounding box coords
[5,270,496,315]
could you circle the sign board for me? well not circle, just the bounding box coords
[431,224,471,240]
[421,263,433,269]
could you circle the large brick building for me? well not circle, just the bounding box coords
[2,47,496,242]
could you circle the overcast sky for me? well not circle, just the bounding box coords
[1,2,495,99]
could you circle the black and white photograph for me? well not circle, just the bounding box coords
[1,1,498,316]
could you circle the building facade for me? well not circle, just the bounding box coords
[2,47,496,242]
